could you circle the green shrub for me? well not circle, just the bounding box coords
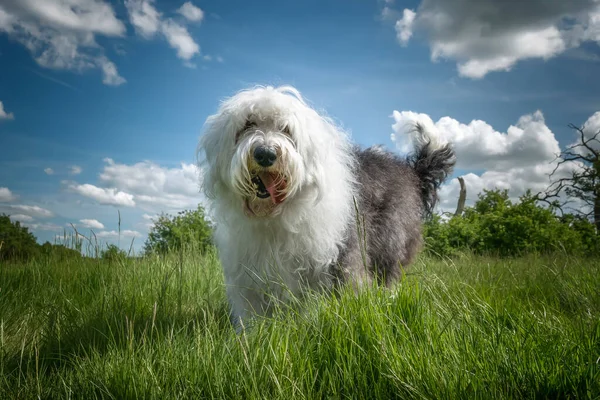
[101,244,128,260]
[40,241,82,261]
[143,205,213,255]
[424,189,599,257]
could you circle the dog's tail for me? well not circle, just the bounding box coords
[407,123,456,217]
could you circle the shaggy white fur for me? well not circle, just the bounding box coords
[198,86,358,325]
[197,85,455,329]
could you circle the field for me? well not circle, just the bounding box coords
[1,248,599,399]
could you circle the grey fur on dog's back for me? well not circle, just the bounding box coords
[333,141,454,287]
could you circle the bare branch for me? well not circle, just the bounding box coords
[540,123,599,229]
[566,123,600,158]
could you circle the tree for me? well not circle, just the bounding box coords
[0,214,40,260]
[143,205,213,255]
[101,244,127,260]
[541,123,600,231]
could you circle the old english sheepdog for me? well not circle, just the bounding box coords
[197,85,455,327]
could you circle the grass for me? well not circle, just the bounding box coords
[1,247,599,399]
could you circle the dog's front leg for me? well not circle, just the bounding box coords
[225,280,271,331]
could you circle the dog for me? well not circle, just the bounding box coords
[197,85,455,328]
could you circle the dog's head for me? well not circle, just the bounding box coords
[198,86,347,218]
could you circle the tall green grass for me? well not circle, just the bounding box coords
[1,247,599,399]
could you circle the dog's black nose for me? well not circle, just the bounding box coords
[253,145,277,167]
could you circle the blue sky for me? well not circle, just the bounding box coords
[1,0,600,254]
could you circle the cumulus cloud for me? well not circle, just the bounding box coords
[141,213,157,226]
[0,0,126,85]
[391,109,560,170]
[387,0,600,78]
[576,111,600,153]
[95,229,142,239]
[177,2,204,23]
[436,164,577,213]
[125,0,160,38]
[0,101,14,120]
[79,218,104,229]
[1,204,54,218]
[66,182,136,207]
[0,187,18,202]
[99,57,126,86]
[99,158,201,212]
[9,214,34,223]
[125,0,200,62]
[44,168,55,175]
[69,165,83,175]
[64,158,202,213]
[390,108,597,213]
[160,18,200,60]
[395,9,416,46]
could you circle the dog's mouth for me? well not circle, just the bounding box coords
[252,175,270,199]
[250,171,287,205]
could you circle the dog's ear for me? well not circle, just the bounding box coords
[290,109,336,204]
[198,112,237,199]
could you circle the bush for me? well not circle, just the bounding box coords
[41,241,82,261]
[101,244,128,261]
[143,205,213,255]
[424,189,599,257]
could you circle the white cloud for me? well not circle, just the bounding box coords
[9,214,34,223]
[389,108,594,213]
[125,0,161,38]
[140,213,158,229]
[64,158,202,213]
[98,158,201,212]
[79,218,104,229]
[66,182,136,207]
[0,101,14,120]
[0,187,18,202]
[437,165,570,212]
[177,2,204,23]
[0,0,126,85]
[577,111,600,153]
[202,54,212,61]
[216,56,224,63]
[391,110,560,170]
[388,0,600,79]
[395,9,416,46]
[44,168,55,175]
[161,18,200,60]
[99,56,126,86]
[4,204,54,218]
[125,0,200,62]
[95,229,142,239]
[69,165,83,175]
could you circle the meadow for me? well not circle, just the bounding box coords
[1,246,599,399]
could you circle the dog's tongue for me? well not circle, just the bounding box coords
[258,172,286,204]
